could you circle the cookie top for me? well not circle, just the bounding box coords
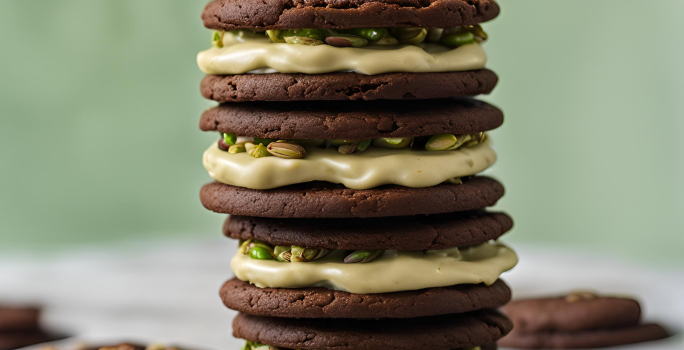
[201,176,505,218]
[502,293,642,333]
[224,210,512,250]
[202,0,500,31]
[499,324,670,349]
[200,98,503,139]
[201,70,498,102]
[233,310,512,350]
[221,277,511,319]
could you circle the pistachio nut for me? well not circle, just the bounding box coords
[284,36,324,46]
[267,140,307,159]
[441,31,476,48]
[249,143,271,158]
[426,28,444,42]
[212,31,224,48]
[465,132,487,147]
[337,143,359,154]
[249,246,275,260]
[390,28,428,44]
[229,143,246,154]
[445,177,463,185]
[282,28,326,40]
[290,246,330,262]
[223,133,237,146]
[466,24,488,42]
[325,35,369,47]
[327,139,358,147]
[265,30,285,43]
[373,35,399,46]
[425,134,459,151]
[218,138,231,151]
[344,250,384,263]
[244,142,255,153]
[342,28,387,41]
[356,139,372,152]
[372,137,413,149]
[277,249,292,262]
[238,239,252,255]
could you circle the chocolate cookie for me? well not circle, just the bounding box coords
[201,176,504,218]
[502,295,642,333]
[201,70,498,102]
[233,310,511,350]
[499,324,670,349]
[0,330,54,350]
[0,306,39,331]
[224,210,512,250]
[200,98,502,140]
[221,278,511,319]
[202,0,500,31]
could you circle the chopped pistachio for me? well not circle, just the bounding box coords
[372,137,413,149]
[267,140,307,159]
[229,143,246,154]
[427,28,444,42]
[341,28,387,41]
[223,133,237,146]
[344,250,384,263]
[212,31,224,48]
[391,28,428,44]
[374,35,399,45]
[249,143,271,158]
[265,30,285,43]
[284,36,324,46]
[249,246,275,260]
[425,134,459,151]
[356,139,372,152]
[441,31,476,48]
[325,34,369,47]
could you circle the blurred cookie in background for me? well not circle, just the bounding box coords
[0,305,61,350]
[500,291,671,349]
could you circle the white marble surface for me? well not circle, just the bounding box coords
[1,238,682,350]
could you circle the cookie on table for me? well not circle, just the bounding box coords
[500,292,671,349]
[233,310,511,350]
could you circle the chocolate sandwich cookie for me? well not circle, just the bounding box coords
[200,70,498,102]
[500,292,671,349]
[201,176,505,218]
[224,210,512,250]
[0,330,54,350]
[233,310,511,350]
[221,277,511,319]
[200,98,503,140]
[0,306,39,331]
[202,0,500,31]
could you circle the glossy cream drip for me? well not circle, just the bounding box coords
[203,138,496,190]
[231,242,518,294]
[197,31,487,75]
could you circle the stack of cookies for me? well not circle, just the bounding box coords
[196,0,518,349]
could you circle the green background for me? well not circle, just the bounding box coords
[1,1,682,266]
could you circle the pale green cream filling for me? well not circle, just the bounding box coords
[232,242,518,294]
[197,31,487,75]
[203,137,496,190]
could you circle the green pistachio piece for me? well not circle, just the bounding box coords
[465,132,487,147]
[284,36,324,45]
[390,28,428,44]
[445,177,463,185]
[275,246,292,262]
[426,28,444,42]
[341,28,387,41]
[244,142,256,153]
[290,246,319,262]
[267,140,307,159]
[223,133,237,146]
[212,31,224,48]
[249,143,271,158]
[356,139,372,152]
[228,143,246,154]
[441,31,476,48]
[325,35,368,47]
[265,30,285,43]
[374,35,399,46]
[466,24,488,42]
[286,28,326,40]
[425,134,459,151]
[249,246,275,260]
[344,250,384,264]
[338,143,358,154]
[239,239,252,255]
[372,137,413,149]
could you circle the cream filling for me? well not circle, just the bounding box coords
[197,31,487,75]
[203,138,496,190]
[231,242,518,294]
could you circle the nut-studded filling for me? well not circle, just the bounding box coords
[217,133,488,159]
[239,239,384,264]
[212,25,487,49]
